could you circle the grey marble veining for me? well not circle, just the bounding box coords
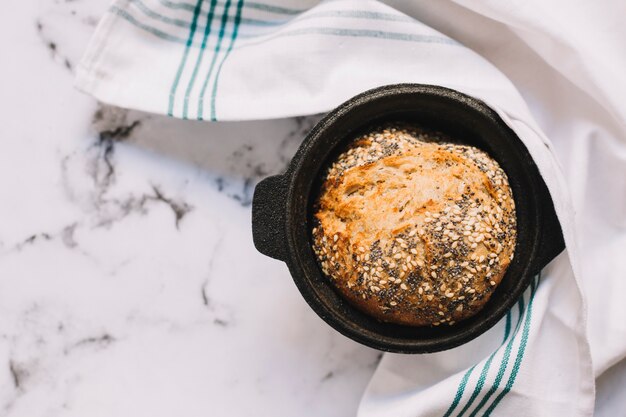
[0,1,379,416]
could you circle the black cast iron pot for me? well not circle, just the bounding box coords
[251,84,564,354]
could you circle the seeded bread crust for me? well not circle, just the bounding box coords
[311,126,517,327]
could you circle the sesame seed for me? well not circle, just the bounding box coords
[400,283,408,290]
[431,271,437,278]
[333,234,338,242]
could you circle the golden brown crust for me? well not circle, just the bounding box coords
[311,126,516,327]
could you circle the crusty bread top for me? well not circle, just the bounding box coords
[311,125,517,327]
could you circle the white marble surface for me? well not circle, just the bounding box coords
[0,1,381,415]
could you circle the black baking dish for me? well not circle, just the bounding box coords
[252,84,564,354]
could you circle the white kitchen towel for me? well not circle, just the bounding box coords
[76,0,626,415]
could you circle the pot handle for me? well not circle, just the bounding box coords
[252,174,288,261]
[532,187,566,273]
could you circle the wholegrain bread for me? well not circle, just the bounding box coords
[311,125,516,326]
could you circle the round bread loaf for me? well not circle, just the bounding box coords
[311,125,517,326]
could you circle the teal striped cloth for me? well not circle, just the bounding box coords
[76,0,464,121]
[76,1,594,415]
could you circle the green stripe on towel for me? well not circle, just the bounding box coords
[167,0,204,116]
[110,6,189,44]
[456,307,517,417]
[443,364,478,417]
[444,296,521,417]
[209,0,245,120]
[468,293,528,416]
[110,4,456,48]
[196,0,234,120]
[131,0,414,30]
[159,0,303,15]
[182,0,219,119]
[483,275,539,416]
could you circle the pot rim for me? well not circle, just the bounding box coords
[253,83,564,353]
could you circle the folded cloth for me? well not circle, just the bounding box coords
[76,0,626,415]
